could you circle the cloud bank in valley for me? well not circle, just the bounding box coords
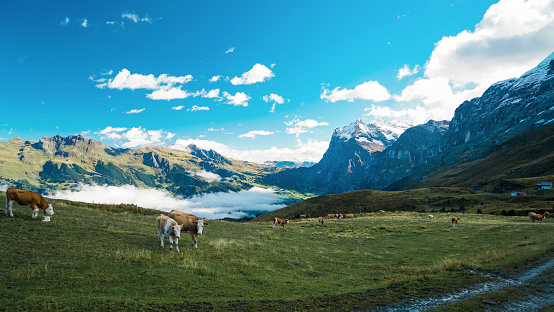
[50,184,286,219]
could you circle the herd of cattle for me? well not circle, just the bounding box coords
[3,188,552,253]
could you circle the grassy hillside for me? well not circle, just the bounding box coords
[1,192,553,311]
[253,187,554,222]
[0,136,281,197]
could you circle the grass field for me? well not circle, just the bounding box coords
[1,194,553,311]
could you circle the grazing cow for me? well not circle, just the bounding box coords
[338,214,344,219]
[452,217,460,227]
[300,214,311,219]
[428,215,435,221]
[273,217,289,229]
[328,214,338,219]
[168,210,207,249]
[344,213,354,220]
[5,188,54,219]
[317,217,324,225]
[379,210,386,213]
[544,211,550,219]
[156,215,181,253]
[528,212,544,223]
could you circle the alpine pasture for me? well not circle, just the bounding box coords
[1,192,553,311]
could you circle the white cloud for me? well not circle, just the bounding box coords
[172,105,185,110]
[189,105,210,112]
[222,91,250,106]
[50,184,285,219]
[122,12,152,23]
[171,138,328,164]
[239,130,274,139]
[101,69,192,91]
[263,93,286,113]
[226,47,235,54]
[321,81,392,103]
[125,108,145,114]
[209,75,222,82]
[193,89,221,99]
[397,64,420,80]
[80,18,88,28]
[367,0,554,124]
[186,170,222,182]
[60,17,70,26]
[230,64,274,85]
[96,126,174,148]
[147,87,193,100]
[285,118,329,135]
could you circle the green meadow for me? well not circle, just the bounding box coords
[1,194,553,311]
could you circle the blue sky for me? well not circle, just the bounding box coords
[2,0,554,164]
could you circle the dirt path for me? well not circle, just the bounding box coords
[375,256,554,311]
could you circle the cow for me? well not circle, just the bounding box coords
[344,213,354,220]
[544,211,550,219]
[156,215,181,253]
[452,217,460,227]
[273,217,289,229]
[528,212,544,223]
[328,214,338,219]
[5,188,54,219]
[379,210,386,213]
[317,217,324,225]
[168,210,207,249]
[300,214,311,219]
[428,215,435,221]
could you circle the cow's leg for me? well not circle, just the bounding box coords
[272,222,275,228]
[6,199,14,217]
[174,238,179,253]
[190,233,197,248]
[158,229,164,248]
[168,236,174,251]
[30,204,39,219]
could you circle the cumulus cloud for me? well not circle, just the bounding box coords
[80,18,88,28]
[172,105,185,110]
[222,91,250,106]
[193,89,221,99]
[320,81,392,103]
[397,64,420,80]
[171,138,328,164]
[230,64,274,85]
[96,126,175,148]
[186,170,222,182]
[209,75,222,82]
[239,130,274,139]
[285,118,329,135]
[50,184,285,219]
[263,93,287,113]
[365,0,554,124]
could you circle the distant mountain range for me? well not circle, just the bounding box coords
[0,135,280,197]
[1,52,553,200]
[264,51,554,194]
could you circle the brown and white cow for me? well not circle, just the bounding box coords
[543,211,550,219]
[156,215,181,253]
[273,217,289,229]
[428,215,435,221]
[328,214,338,219]
[317,216,324,225]
[168,210,207,249]
[344,213,354,220]
[452,217,460,227]
[528,212,544,223]
[5,188,54,219]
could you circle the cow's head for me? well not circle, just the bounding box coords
[44,204,54,216]
[285,219,289,224]
[195,220,205,235]
[173,224,181,238]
